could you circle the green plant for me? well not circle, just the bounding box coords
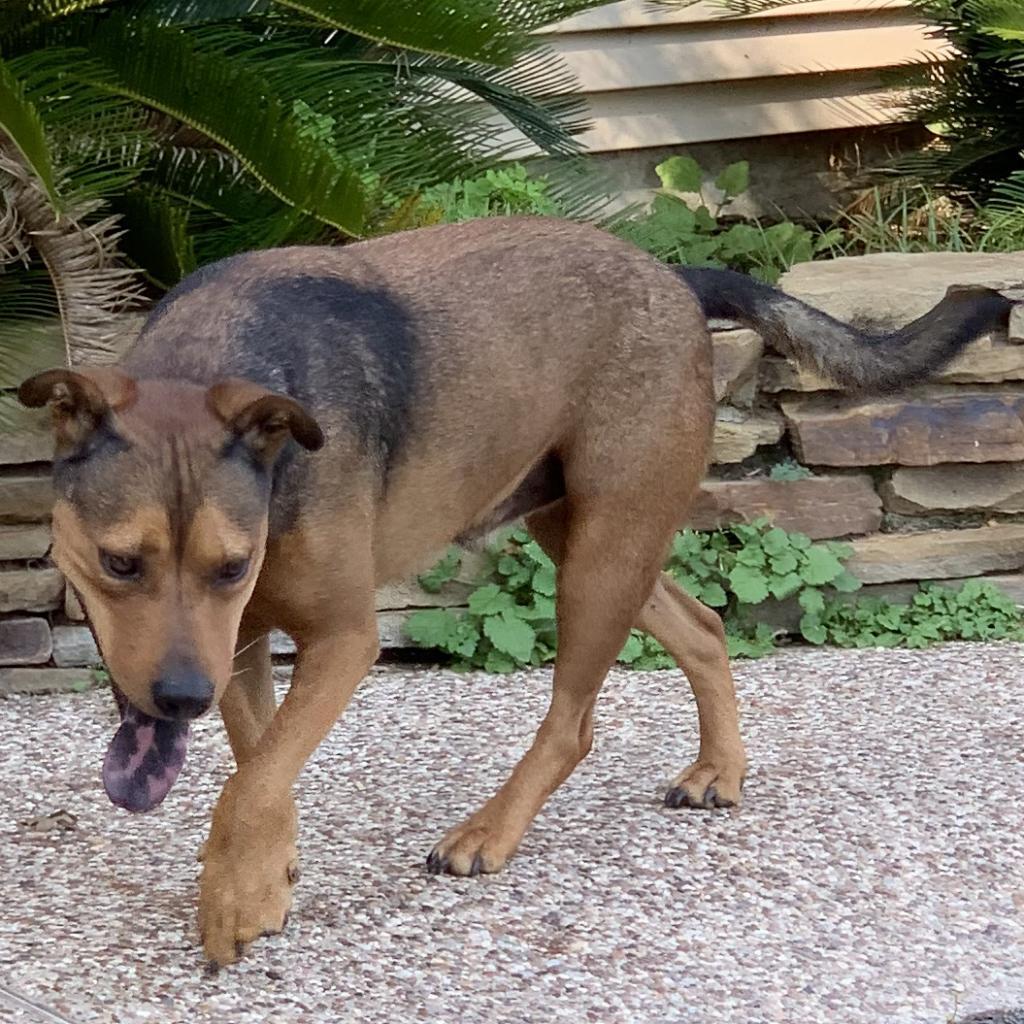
[614,155,842,282]
[0,0,612,391]
[817,579,1024,649]
[406,528,558,672]
[767,459,813,482]
[406,519,861,669]
[417,164,563,223]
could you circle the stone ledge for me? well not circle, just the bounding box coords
[0,667,97,696]
[846,524,1024,584]
[0,567,63,613]
[782,389,1024,467]
[690,475,882,539]
[712,329,762,406]
[0,469,54,523]
[780,251,1024,329]
[0,617,52,666]
[881,464,1024,515]
[0,524,51,560]
[712,408,784,464]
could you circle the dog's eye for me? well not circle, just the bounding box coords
[100,550,142,581]
[215,558,250,586]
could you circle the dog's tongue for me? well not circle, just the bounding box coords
[102,701,189,813]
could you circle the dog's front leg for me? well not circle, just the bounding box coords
[199,617,380,967]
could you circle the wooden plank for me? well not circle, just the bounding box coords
[550,15,947,91]
[541,0,913,33]
[494,71,905,155]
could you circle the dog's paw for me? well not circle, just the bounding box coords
[426,815,519,877]
[664,757,745,810]
[197,774,299,967]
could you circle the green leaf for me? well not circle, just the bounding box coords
[800,546,845,586]
[770,552,799,575]
[789,532,813,550]
[656,155,703,193]
[483,650,517,673]
[532,563,557,597]
[769,572,803,600]
[799,587,825,616]
[728,565,770,604]
[762,528,791,556]
[800,614,827,645]
[714,161,749,199]
[483,610,536,662]
[832,570,862,593]
[0,55,60,207]
[405,608,459,648]
[467,584,515,616]
[700,581,728,607]
[417,548,462,594]
[619,632,645,664]
[735,545,767,568]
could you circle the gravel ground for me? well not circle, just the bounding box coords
[1,643,1023,1024]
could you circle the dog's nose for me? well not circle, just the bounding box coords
[152,668,213,720]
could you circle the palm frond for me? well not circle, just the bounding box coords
[0,55,59,207]
[0,149,144,365]
[69,16,368,234]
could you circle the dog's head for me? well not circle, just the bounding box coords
[20,368,323,810]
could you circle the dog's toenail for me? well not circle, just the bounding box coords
[704,785,718,808]
[469,852,484,877]
[287,863,301,884]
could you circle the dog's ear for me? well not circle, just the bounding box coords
[19,368,136,452]
[206,378,324,461]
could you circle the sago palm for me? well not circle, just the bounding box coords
[0,0,608,399]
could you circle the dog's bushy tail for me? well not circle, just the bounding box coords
[674,265,1014,393]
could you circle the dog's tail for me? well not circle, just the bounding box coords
[673,265,1014,393]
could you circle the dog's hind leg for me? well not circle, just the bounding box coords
[427,496,670,877]
[636,576,746,808]
[526,507,746,811]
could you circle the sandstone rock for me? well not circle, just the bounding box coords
[52,626,102,667]
[782,388,1024,467]
[0,618,52,666]
[712,329,762,405]
[0,469,55,522]
[845,524,1024,584]
[689,475,881,538]
[881,464,1024,514]
[712,408,784,464]
[0,524,50,560]
[780,251,1024,330]
[0,568,63,612]
[0,667,97,695]
[0,398,52,465]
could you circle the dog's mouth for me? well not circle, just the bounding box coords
[102,685,189,813]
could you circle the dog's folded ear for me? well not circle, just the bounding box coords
[18,368,136,452]
[206,378,324,460]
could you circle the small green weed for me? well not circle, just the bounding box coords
[406,519,860,669]
[614,156,842,282]
[818,579,1024,648]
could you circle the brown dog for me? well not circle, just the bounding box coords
[20,217,1012,966]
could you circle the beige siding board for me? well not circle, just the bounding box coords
[551,15,945,91]
[505,72,902,155]
[541,0,914,33]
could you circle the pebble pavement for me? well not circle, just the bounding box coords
[1,643,1023,1024]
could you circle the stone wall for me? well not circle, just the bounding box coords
[3,252,1024,691]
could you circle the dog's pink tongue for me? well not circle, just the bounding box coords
[102,703,189,813]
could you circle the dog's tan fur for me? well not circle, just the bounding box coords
[20,217,1012,966]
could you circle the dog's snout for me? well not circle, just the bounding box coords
[152,666,214,720]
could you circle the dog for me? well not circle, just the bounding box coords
[20,217,1012,966]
